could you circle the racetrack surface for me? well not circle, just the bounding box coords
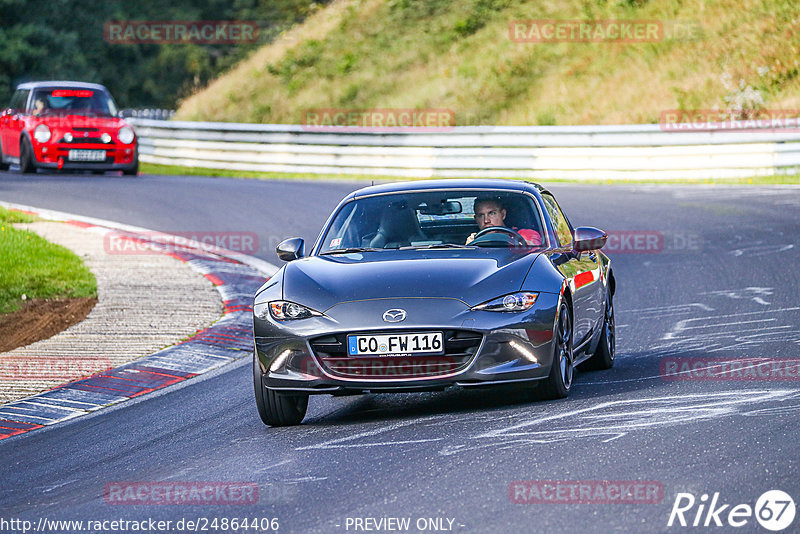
[1,171,799,533]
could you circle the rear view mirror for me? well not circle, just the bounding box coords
[276,237,304,261]
[417,200,462,215]
[573,227,607,251]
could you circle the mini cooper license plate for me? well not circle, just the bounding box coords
[348,332,444,356]
[68,149,106,162]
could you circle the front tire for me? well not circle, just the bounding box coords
[0,141,10,171]
[581,287,615,371]
[253,354,308,426]
[122,159,138,176]
[538,301,574,400]
[19,138,35,174]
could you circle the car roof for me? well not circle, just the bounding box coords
[15,81,109,91]
[349,179,549,200]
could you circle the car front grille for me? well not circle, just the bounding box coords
[60,137,107,144]
[309,330,482,379]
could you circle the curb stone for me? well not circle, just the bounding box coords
[0,202,278,441]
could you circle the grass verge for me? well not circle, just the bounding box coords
[0,207,97,315]
[141,162,800,186]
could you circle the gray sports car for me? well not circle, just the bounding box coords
[253,179,615,426]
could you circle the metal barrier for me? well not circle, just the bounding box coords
[129,119,800,180]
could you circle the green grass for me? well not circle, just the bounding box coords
[0,208,97,315]
[0,208,37,224]
[176,0,800,127]
[140,162,386,182]
[142,162,800,185]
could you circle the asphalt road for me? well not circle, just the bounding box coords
[1,170,799,534]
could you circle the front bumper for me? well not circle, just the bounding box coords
[254,294,560,394]
[33,142,137,170]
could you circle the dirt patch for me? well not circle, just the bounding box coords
[0,297,97,353]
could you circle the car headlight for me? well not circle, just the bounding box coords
[117,126,135,144]
[34,124,51,143]
[101,132,112,144]
[471,292,538,312]
[255,300,322,321]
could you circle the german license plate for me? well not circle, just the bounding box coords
[348,332,444,356]
[68,149,106,162]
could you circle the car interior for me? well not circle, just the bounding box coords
[337,193,544,249]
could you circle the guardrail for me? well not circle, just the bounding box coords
[129,119,800,180]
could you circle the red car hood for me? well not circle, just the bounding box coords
[33,115,127,129]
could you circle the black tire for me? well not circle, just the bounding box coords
[581,287,615,371]
[253,354,308,426]
[537,301,574,400]
[0,141,9,171]
[122,159,138,176]
[19,138,35,174]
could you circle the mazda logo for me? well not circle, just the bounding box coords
[382,309,407,322]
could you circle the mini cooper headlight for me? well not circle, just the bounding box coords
[259,300,322,321]
[117,126,135,144]
[34,124,51,143]
[64,132,74,142]
[101,132,112,143]
[471,292,538,312]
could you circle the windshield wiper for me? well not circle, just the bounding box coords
[398,243,477,250]
[319,247,381,255]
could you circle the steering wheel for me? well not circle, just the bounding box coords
[472,226,528,247]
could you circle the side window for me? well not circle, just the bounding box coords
[8,90,22,111]
[541,193,573,247]
[9,90,29,112]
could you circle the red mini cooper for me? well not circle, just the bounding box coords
[0,81,138,175]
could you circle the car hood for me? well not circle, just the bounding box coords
[282,249,541,311]
[33,115,127,129]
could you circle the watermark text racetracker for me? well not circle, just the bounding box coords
[104,21,258,44]
[509,480,663,504]
[104,482,258,505]
[661,357,800,381]
[301,108,456,132]
[603,230,702,254]
[103,231,258,255]
[0,356,111,381]
[661,109,800,132]
[508,19,702,42]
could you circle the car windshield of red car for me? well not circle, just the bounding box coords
[30,87,118,118]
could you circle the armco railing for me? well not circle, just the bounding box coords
[129,119,800,180]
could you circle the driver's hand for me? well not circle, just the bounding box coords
[465,232,476,244]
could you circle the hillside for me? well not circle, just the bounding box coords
[175,0,800,126]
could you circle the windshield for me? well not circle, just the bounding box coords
[30,87,118,117]
[317,190,546,254]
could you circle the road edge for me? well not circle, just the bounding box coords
[0,201,278,441]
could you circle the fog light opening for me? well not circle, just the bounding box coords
[509,340,538,363]
[269,349,292,372]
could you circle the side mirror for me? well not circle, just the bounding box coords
[276,237,304,261]
[573,227,607,252]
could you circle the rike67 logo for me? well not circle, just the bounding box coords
[668,490,795,531]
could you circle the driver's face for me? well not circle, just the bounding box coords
[474,201,506,230]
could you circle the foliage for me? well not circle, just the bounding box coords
[0,0,331,109]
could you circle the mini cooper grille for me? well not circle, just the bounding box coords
[309,330,482,379]
[60,137,106,144]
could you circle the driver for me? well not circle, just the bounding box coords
[33,98,48,116]
[466,198,542,246]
